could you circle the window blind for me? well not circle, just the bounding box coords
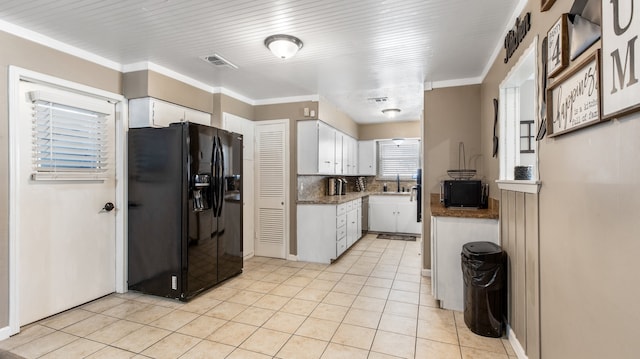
[29,91,110,180]
[377,139,421,179]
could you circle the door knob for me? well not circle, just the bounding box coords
[102,202,115,212]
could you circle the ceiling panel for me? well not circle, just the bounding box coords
[0,0,521,124]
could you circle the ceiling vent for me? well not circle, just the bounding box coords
[367,97,388,103]
[200,53,238,69]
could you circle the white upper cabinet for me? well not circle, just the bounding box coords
[334,131,344,174]
[343,136,358,175]
[298,120,356,175]
[358,140,376,175]
[129,97,211,128]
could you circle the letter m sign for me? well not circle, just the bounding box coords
[602,0,640,118]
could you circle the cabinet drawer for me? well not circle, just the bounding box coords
[337,236,347,256]
[337,214,347,229]
[346,201,354,211]
[354,198,362,207]
[337,203,347,216]
[337,225,347,240]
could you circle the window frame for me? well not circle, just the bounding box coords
[376,138,421,180]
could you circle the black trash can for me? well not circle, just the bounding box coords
[461,241,505,338]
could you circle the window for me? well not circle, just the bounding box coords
[29,91,111,180]
[377,139,421,179]
[520,120,534,153]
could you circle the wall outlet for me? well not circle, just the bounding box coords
[304,107,310,116]
[310,110,316,117]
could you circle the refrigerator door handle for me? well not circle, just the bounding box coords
[212,136,220,215]
[217,136,225,217]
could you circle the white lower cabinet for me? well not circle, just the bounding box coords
[431,216,499,312]
[368,195,420,234]
[297,198,363,263]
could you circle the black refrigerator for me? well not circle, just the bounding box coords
[127,122,243,301]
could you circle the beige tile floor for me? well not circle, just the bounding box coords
[0,234,516,359]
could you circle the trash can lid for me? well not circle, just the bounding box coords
[462,241,502,257]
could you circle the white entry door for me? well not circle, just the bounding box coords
[254,120,289,259]
[16,81,117,325]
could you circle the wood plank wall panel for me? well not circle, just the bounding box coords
[515,192,527,347]
[500,189,540,359]
[500,190,511,326]
[506,191,517,335]
[525,192,540,359]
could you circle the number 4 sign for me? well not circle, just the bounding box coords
[548,14,569,78]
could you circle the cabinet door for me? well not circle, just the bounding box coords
[356,205,362,238]
[358,140,376,175]
[396,202,421,234]
[184,107,211,126]
[350,138,358,175]
[334,131,343,174]
[152,99,185,127]
[318,122,335,174]
[369,203,396,233]
[346,209,358,248]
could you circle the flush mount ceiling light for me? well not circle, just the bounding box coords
[392,138,405,146]
[382,108,401,118]
[264,34,303,59]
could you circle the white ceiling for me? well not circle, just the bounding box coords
[0,0,523,124]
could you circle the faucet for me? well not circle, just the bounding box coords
[396,174,400,192]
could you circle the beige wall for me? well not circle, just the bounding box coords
[358,121,421,140]
[318,97,358,138]
[0,30,123,330]
[254,101,319,256]
[122,70,213,114]
[423,84,481,270]
[479,0,640,358]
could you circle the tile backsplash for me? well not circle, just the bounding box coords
[297,175,418,201]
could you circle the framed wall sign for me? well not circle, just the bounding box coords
[601,0,640,120]
[547,51,603,137]
[541,0,556,12]
[547,14,569,78]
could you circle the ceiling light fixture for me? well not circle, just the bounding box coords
[264,34,303,59]
[392,138,405,146]
[382,108,401,118]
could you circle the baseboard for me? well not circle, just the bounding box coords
[421,269,431,277]
[507,325,528,359]
[0,325,12,341]
[243,252,255,260]
[287,254,298,261]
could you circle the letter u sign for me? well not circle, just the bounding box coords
[602,0,640,119]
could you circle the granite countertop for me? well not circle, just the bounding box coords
[429,195,499,220]
[298,192,371,205]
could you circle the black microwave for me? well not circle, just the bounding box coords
[442,180,486,208]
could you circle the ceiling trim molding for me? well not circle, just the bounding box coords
[254,94,320,106]
[480,0,530,82]
[0,19,122,72]
[123,61,216,94]
[214,87,257,106]
[431,77,483,89]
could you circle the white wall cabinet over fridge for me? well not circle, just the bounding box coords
[368,195,420,234]
[129,97,211,128]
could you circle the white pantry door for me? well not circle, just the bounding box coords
[17,81,116,325]
[254,120,289,259]
[223,112,256,259]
